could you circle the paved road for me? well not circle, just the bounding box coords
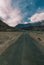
[0,32,44,65]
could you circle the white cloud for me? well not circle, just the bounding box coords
[5,9,22,27]
[29,12,44,23]
[0,0,22,27]
[21,22,30,24]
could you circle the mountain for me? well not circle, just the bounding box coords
[15,20,44,28]
[0,19,44,31]
[31,20,44,26]
[15,23,32,28]
[15,21,44,31]
[0,20,26,31]
[0,20,16,31]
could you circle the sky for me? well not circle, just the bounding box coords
[0,0,44,27]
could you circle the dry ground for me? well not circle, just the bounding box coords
[0,32,44,65]
[29,31,44,53]
[0,32,23,55]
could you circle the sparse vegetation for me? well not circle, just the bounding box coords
[29,31,44,53]
[29,31,44,43]
[0,32,23,55]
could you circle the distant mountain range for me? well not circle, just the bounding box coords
[15,20,44,28]
[0,19,44,31]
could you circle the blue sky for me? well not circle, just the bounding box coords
[11,0,36,21]
[0,0,44,27]
[11,0,44,19]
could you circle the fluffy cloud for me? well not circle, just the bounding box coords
[0,0,22,27]
[29,12,44,23]
[5,9,22,27]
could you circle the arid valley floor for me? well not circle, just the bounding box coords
[0,31,44,65]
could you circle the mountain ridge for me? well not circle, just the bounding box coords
[0,19,44,31]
